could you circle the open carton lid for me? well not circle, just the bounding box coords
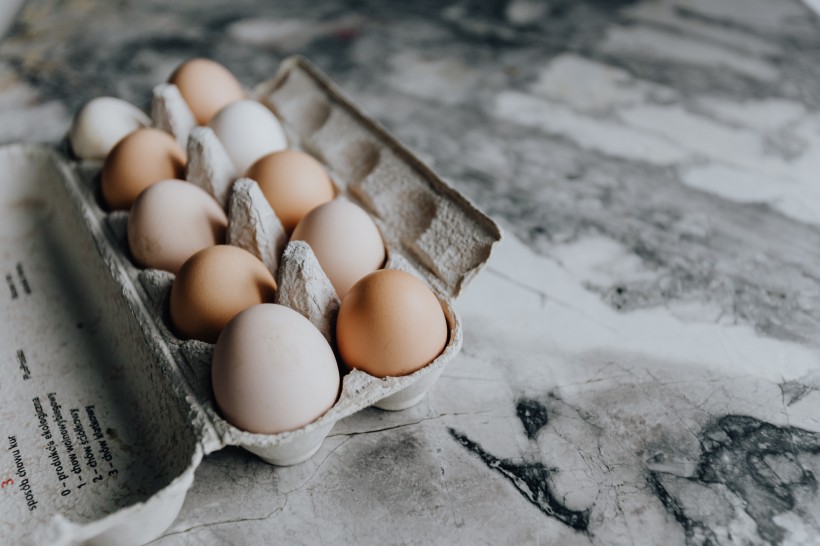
[255,56,502,301]
[0,145,206,546]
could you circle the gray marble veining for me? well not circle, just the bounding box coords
[1,0,819,544]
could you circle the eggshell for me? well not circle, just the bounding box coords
[101,128,187,210]
[168,58,246,125]
[127,179,228,274]
[69,97,151,160]
[245,150,335,232]
[336,269,447,377]
[290,199,385,298]
[212,303,340,434]
[208,100,287,176]
[170,245,277,343]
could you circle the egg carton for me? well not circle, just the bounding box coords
[0,56,501,546]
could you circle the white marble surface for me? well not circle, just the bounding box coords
[1,0,820,544]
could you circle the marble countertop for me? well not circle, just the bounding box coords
[2,0,820,544]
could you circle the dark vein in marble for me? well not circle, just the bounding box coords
[449,397,591,533]
[448,427,591,533]
[648,415,820,545]
[646,472,720,546]
[516,398,549,440]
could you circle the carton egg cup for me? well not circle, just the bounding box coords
[0,56,500,546]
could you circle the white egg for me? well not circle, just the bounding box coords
[69,97,151,160]
[212,303,340,434]
[208,99,288,176]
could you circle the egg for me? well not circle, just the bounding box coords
[168,58,246,125]
[69,97,151,160]
[290,199,385,298]
[208,100,287,176]
[101,128,186,210]
[245,150,335,233]
[127,179,227,274]
[336,269,448,377]
[170,245,277,343]
[212,304,340,434]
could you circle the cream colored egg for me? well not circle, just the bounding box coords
[69,97,151,160]
[127,179,227,274]
[290,199,385,298]
[208,100,287,176]
[212,304,340,434]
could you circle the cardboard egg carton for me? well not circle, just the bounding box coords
[0,56,500,545]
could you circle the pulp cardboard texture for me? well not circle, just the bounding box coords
[0,56,501,545]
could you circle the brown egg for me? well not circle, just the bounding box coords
[336,269,448,377]
[245,150,335,233]
[127,179,227,274]
[169,58,246,125]
[101,128,186,211]
[170,245,277,343]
